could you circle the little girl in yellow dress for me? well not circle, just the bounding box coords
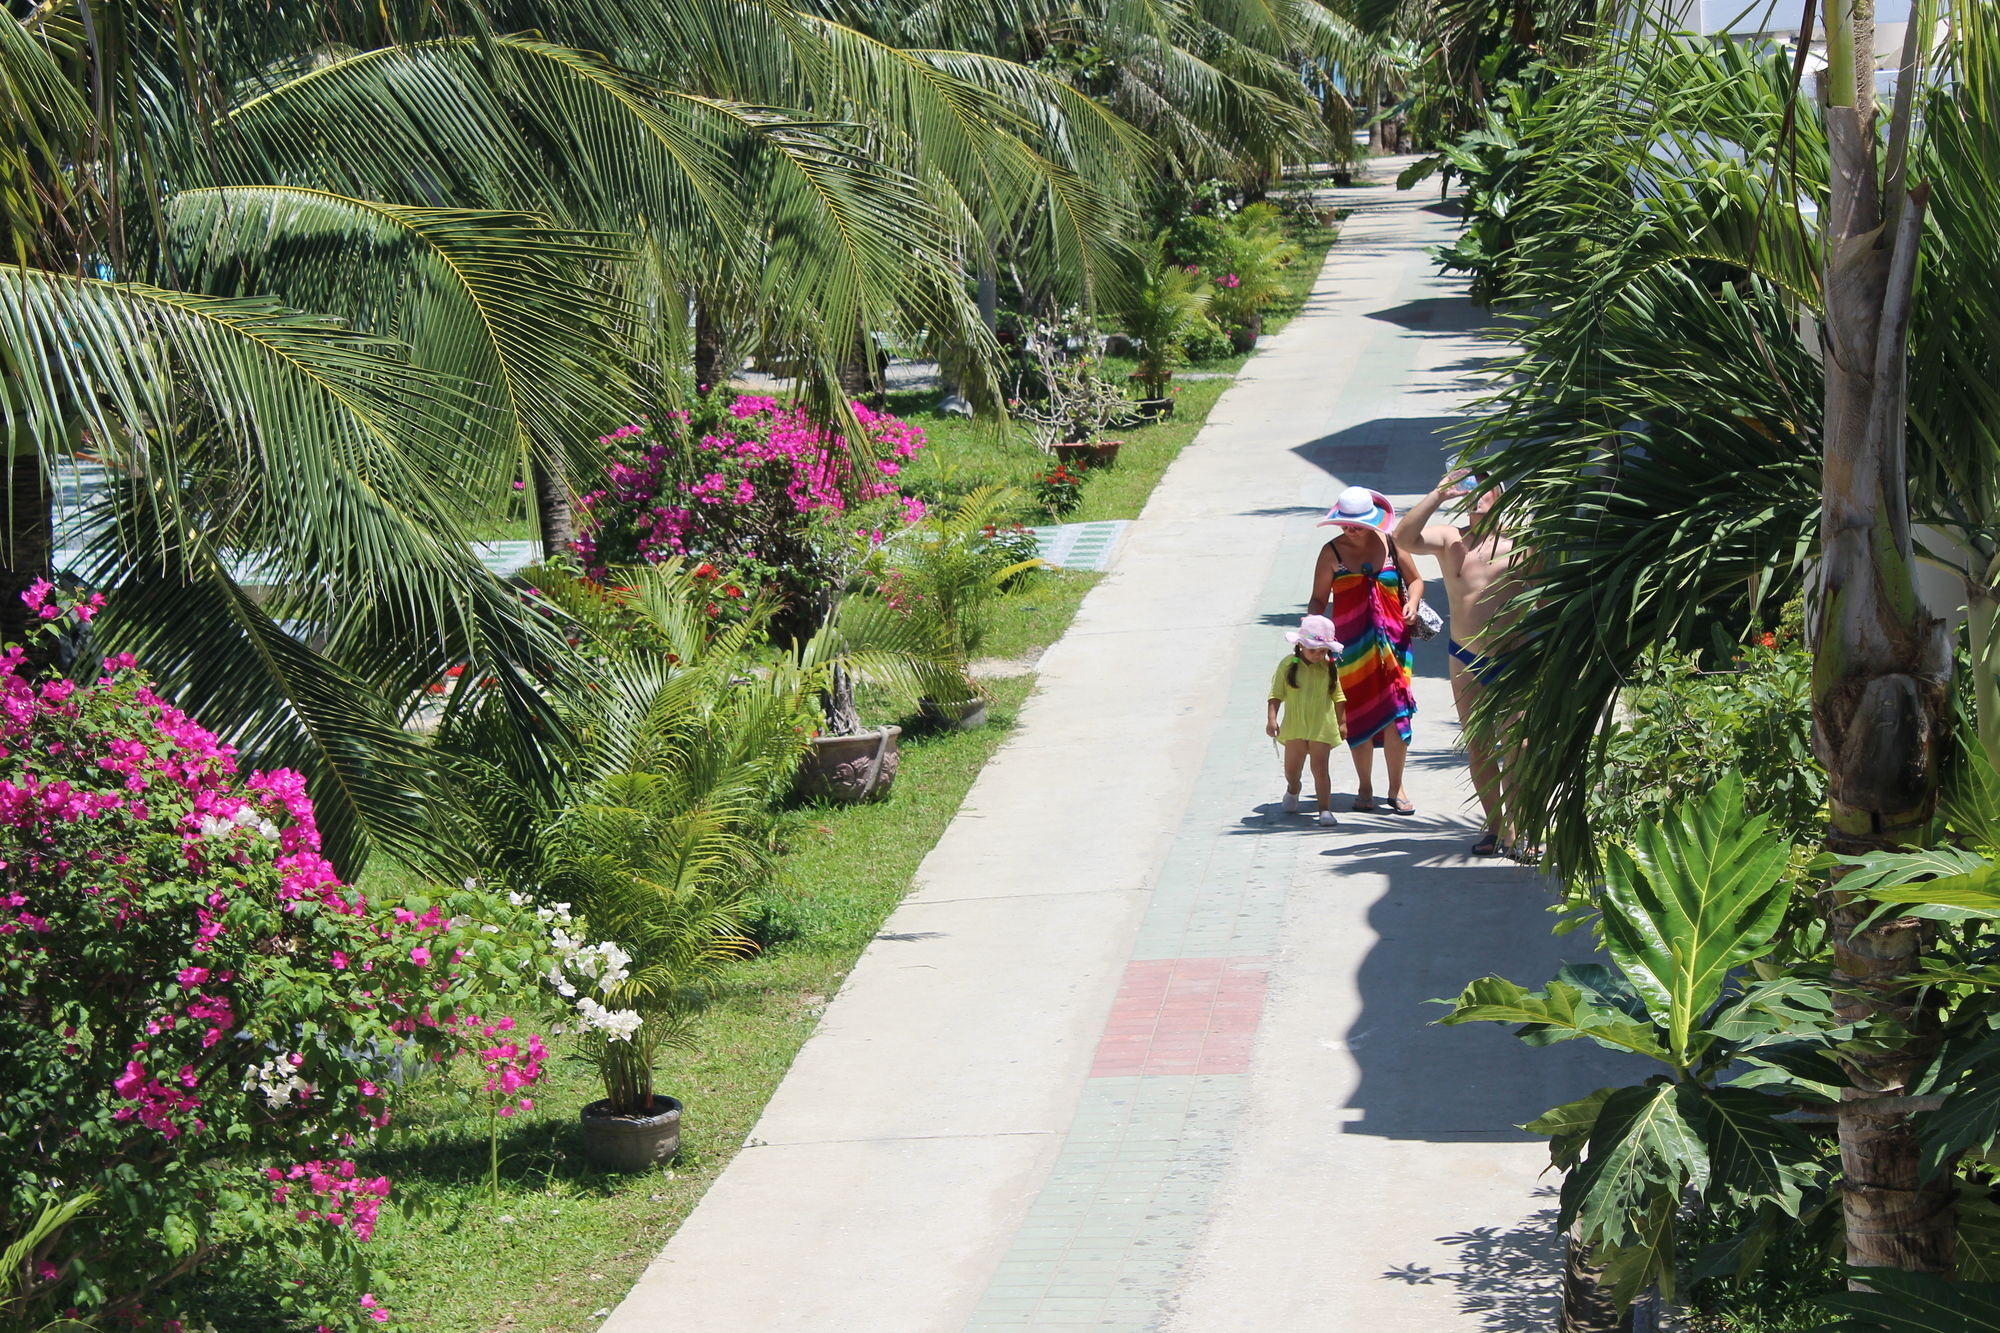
[1266,615,1348,827]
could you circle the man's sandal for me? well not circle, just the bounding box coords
[1470,830,1502,857]
[1351,794,1377,813]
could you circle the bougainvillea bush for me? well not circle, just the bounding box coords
[571,395,929,625]
[0,585,564,1331]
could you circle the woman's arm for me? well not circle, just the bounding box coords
[1266,698,1281,737]
[1395,545,1426,625]
[1306,543,1336,616]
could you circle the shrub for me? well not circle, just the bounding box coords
[875,487,1043,660]
[0,586,561,1331]
[1205,203,1301,337]
[1179,317,1234,364]
[572,396,930,619]
[1116,245,1211,399]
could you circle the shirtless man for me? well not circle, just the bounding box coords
[1392,469,1525,857]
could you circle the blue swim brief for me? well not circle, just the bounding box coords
[1447,638,1508,686]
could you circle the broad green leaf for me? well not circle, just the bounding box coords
[1817,1268,2000,1330]
[1958,1191,2000,1285]
[1525,1087,1618,1171]
[1682,1084,1816,1214]
[1832,844,1995,898]
[1438,976,1671,1062]
[1914,1033,2000,1176]
[1600,772,1793,1066]
[1561,1082,1708,1245]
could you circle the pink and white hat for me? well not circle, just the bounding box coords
[1317,485,1395,532]
[1286,614,1342,652]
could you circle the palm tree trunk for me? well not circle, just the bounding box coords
[1,447,54,664]
[1368,83,1386,153]
[693,301,727,393]
[530,457,574,556]
[1814,22,1956,1275]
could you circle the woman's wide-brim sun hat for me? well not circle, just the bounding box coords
[1286,614,1342,652]
[1318,485,1395,532]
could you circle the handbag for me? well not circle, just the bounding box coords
[1411,598,1444,641]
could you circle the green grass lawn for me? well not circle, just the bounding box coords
[204,210,1343,1332]
[330,679,1037,1333]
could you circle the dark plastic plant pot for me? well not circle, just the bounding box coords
[1132,398,1174,422]
[580,1095,682,1173]
[1052,440,1122,470]
[918,696,988,731]
[799,726,901,803]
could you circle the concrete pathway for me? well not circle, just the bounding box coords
[603,165,1621,1333]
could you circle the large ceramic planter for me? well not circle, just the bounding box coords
[1052,440,1122,470]
[580,1095,682,1173]
[918,695,989,731]
[799,726,901,803]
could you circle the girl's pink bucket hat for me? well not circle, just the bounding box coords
[1286,615,1342,652]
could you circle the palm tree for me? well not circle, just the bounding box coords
[1446,0,1997,1287]
[1,1,1145,869]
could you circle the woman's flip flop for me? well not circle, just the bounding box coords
[1387,796,1416,815]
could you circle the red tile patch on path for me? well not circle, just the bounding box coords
[1089,957,1269,1077]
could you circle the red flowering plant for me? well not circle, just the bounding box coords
[1030,461,1089,518]
[570,395,929,630]
[0,584,564,1331]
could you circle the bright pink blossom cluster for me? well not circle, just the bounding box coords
[572,397,930,583]
[21,578,103,624]
[454,1014,547,1116]
[110,1059,205,1141]
[267,1160,393,1241]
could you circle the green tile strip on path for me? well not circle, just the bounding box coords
[963,517,1331,1331]
[1030,521,1131,573]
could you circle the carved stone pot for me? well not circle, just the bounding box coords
[799,726,901,803]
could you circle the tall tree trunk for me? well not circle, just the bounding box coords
[693,301,726,393]
[836,333,878,404]
[1814,0,1955,1277]
[1558,1223,1633,1333]
[1,447,54,665]
[530,457,573,557]
[1368,82,1386,153]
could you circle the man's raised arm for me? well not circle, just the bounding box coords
[1393,469,1472,557]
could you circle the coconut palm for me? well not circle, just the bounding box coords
[1,1,1148,870]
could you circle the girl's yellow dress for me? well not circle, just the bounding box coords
[1270,657,1345,744]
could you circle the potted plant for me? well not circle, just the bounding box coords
[578,1013,684,1172]
[1117,241,1211,415]
[1207,203,1301,352]
[878,487,1043,729]
[1010,317,1131,469]
[787,577,974,802]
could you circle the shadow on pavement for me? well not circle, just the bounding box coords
[1381,1192,1563,1332]
[1318,835,1626,1143]
[1367,296,1490,335]
[1292,416,1466,495]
